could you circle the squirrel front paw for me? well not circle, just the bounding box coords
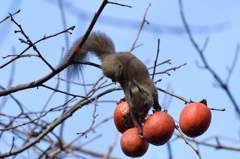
[111,79,116,85]
[137,127,145,140]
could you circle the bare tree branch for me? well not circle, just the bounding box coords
[0,9,20,24]
[129,3,151,52]
[173,132,240,151]
[151,63,187,76]
[152,39,160,81]
[0,85,121,157]
[103,130,119,159]
[157,87,190,104]
[175,125,202,159]
[0,26,75,69]
[9,13,55,72]
[225,44,240,84]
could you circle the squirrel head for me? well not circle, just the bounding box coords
[128,80,153,119]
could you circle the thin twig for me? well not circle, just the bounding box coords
[58,0,69,49]
[99,82,115,89]
[46,117,113,157]
[0,86,119,157]
[201,37,209,53]
[2,54,39,59]
[225,44,239,84]
[0,85,24,113]
[0,97,76,131]
[154,79,162,84]
[103,130,119,159]
[173,132,240,151]
[209,108,225,111]
[175,125,202,159]
[0,9,20,24]
[9,137,15,154]
[0,26,75,69]
[9,13,55,72]
[41,84,97,106]
[148,59,171,69]
[51,132,64,151]
[79,134,102,148]
[58,0,71,141]
[167,142,173,159]
[0,47,16,111]
[108,1,132,8]
[70,0,109,61]
[157,87,190,104]
[73,61,101,69]
[0,59,102,97]
[41,84,83,98]
[0,0,107,97]
[37,79,60,124]
[36,26,75,43]
[55,77,94,86]
[77,97,98,137]
[152,39,160,81]
[129,3,151,52]
[151,63,187,76]
[88,80,107,98]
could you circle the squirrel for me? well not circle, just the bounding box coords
[63,32,162,137]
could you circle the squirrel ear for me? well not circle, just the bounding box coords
[128,81,133,98]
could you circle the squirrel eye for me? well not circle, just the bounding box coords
[145,102,149,107]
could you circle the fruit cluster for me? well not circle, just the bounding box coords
[114,98,212,157]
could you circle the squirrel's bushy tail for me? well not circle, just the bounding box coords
[64,32,115,79]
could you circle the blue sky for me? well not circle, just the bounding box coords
[0,0,240,158]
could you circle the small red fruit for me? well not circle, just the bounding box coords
[114,102,130,133]
[143,111,175,146]
[120,128,149,157]
[179,102,211,137]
